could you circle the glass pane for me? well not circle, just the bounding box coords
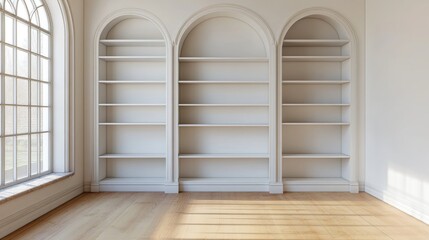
[5,0,15,14]
[41,132,49,172]
[17,21,29,49]
[31,134,39,175]
[40,32,49,57]
[31,54,38,79]
[31,28,38,53]
[33,0,43,7]
[40,58,49,81]
[31,81,39,105]
[17,79,28,105]
[5,46,15,74]
[5,137,15,183]
[17,0,29,20]
[31,107,38,132]
[17,106,29,134]
[17,49,29,77]
[24,0,35,15]
[41,107,49,131]
[5,15,14,45]
[5,77,15,104]
[38,7,49,31]
[17,135,29,180]
[41,82,48,106]
[5,106,15,135]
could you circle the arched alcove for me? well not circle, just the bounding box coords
[279,9,358,193]
[175,5,276,192]
[93,11,172,192]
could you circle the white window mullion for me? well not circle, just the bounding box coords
[1,9,6,187]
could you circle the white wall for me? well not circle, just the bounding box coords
[0,0,84,237]
[365,0,429,224]
[83,0,366,190]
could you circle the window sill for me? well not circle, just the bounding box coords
[0,173,74,204]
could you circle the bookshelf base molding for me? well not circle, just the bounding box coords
[283,178,359,193]
[179,178,270,192]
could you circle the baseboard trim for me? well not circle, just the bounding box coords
[99,184,165,192]
[365,185,429,224]
[284,183,351,192]
[0,184,83,238]
[180,183,269,192]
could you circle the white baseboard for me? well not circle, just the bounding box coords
[99,183,166,192]
[269,184,284,194]
[0,184,83,238]
[365,185,429,224]
[180,183,269,192]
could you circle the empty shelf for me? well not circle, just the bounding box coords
[99,123,166,126]
[179,153,269,159]
[283,39,349,47]
[99,39,165,46]
[282,154,350,159]
[179,124,269,127]
[99,56,166,62]
[282,104,350,107]
[179,104,268,107]
[180,177,269,184]
[179,57,268,62]
[179,81,268,84]
[282,122,350,126]
[99,153,166,159]
[99,81,165,84]
[99,104,165,107]
[282,80,350,85]
[282,56,350,62]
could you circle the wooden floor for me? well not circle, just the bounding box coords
[5,192,429,240]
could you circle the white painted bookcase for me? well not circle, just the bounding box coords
[92,7,358,193]
[279,12,358,193]
[94,16,172,192]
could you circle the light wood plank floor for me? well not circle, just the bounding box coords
[5,192,429,240]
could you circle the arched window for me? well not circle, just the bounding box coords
[1,0,51,188]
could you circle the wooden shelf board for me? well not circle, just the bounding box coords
[179,104,268,107]
[282,154,350,159]
[282,80,350,85]
[283,39,349,47]
[283,178,349,185]
[99,154,166,159]
[99,104,165,107]
[99,39,165,46]
[99,123,166,126]
[99,81,165,84]
[282,104,350,107]
[179,81,268,84]
[179,57,268,62]
[179,124,269,127]
[100,177,165,185]
[282,122,350,126]
[99,56,166,62]
[180,177,269,184]
[282,56,350,62]
[179,153,269,159]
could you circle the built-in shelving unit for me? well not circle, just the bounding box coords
[281,16,355,192]
[95,17,170,192]
[177,16,271,192]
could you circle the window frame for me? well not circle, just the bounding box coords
[0,0,53,189]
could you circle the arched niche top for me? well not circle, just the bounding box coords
[95,9,171,44]
[177,5,275,57]
[280,8,357,42]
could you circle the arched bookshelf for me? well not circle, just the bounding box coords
[279,10,358,193]
[175,7,276,192]
[94,13,172,192]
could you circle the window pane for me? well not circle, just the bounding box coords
[41,133,49,172]
[5,77,15,104]
[17,49,29,77]
[5,106,15,135]
[40,32,49,57]
[31,81,39,105]
[31,134,39,175]
[41,82,49,106]
[31,54,38,79]
[17,21,29,49]
[40,58,49,81]
[5,46,15,75]
[17,79,28,105]
[5,15,14,45]
[38,7,49,31]
[17,107,29,134]
[31,107,39,132]
[17,0,30,21]
[41,107,49,131]
[17,135,29,180]
[31,28,39,53]
[5,137,15,183]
